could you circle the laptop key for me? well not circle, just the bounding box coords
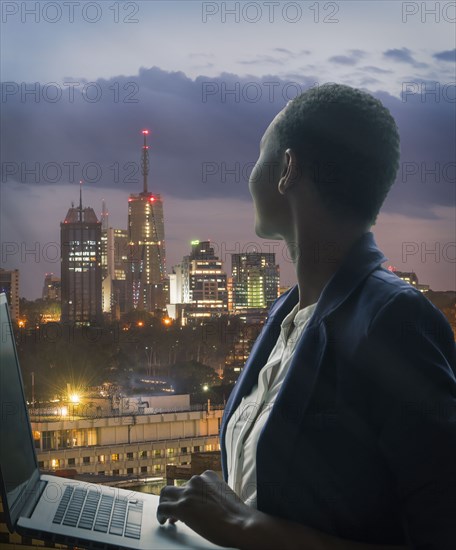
[93,495,114,533]
[78,491,100,530]
[124,503,142,539]
[53,486,74,524]
[62,488,87,526]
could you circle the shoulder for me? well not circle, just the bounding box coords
[343,266,452,337]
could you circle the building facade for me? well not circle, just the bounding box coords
[126,193,166,312]
[231,252,280,310]
[168,241,228,320]
[42,273,61,301]
[60,202,102,324]
[31,407,223,478]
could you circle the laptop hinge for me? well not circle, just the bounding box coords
[20,479,47,519]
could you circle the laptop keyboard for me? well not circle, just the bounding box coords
[52,486,143,539]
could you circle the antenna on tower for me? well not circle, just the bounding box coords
[141,129,150,194]
[79,180,83,222]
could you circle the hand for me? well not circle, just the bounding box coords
[157,470,253,548]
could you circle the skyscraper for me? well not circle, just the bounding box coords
[168,240,228,319]
[42,273,61,301]
[126,130,166,312]
[60,191,102,324]
[231,252,280,310]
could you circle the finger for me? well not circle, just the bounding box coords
[200,470,220,482]
[159,485,182,501]
[157,500,178,525]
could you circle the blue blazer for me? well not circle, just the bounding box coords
[220,232,456,548]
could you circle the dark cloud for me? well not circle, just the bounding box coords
[383,48,428,68]
[358,77,380,86]
[433,49,456,62]
[2,66,454,215]
[362,66,393,75]
[273,48,293,55]
[241,49,311,66]
[2,67,454,297]
[349,49,366,58]
[329,55,358,66]
[329,50,366,66]
[238,54,284,65]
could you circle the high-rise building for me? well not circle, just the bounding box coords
[109,228,129,317]
[231,252,280,310]
[126,130,166,312]
[188,241,227,316]
[42,273,61,301]
[113,228,128,281]
[0,268,19,320]
[168,240,228,319]
[60,193,102,324]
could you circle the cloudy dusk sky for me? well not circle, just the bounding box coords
[1,0,455,298]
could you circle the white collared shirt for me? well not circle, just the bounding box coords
[225,300,318,508]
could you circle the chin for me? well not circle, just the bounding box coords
[255,222,282,240]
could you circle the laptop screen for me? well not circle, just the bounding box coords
[0,293,39,529]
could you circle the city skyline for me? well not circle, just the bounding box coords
[1,1,454,298]
[1,182,453,300]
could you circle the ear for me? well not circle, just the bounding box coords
[278,149,299,195]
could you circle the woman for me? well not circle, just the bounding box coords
[157,84,456,550]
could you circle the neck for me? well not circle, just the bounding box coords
[284,223,370,309]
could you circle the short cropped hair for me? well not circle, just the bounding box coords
[274,83,400,225]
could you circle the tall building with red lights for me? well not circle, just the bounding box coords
[126,130,167,312]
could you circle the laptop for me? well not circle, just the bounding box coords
[0,293,237,550]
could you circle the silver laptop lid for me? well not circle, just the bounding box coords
[0,293,40,531]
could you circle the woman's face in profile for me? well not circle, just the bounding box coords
[248,110,290,240]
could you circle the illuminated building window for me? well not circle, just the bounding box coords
[140,450,147,459]
[98,455,105,463]
[111,453,119,462]
[154,464,161,472]
[33,430,41,449]
[51,459,60,469]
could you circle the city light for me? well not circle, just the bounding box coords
[69,394,80,404]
